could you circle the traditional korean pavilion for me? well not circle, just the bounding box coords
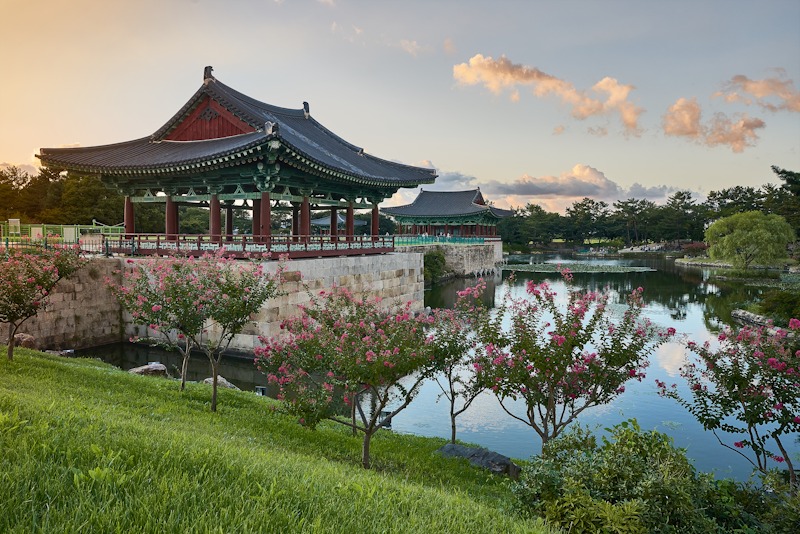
[382,189,512,237]
[37,66,436,258]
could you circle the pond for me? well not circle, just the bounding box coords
[407,253,797,481]
[78,253,798,480]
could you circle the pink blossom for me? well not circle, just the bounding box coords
[734,441,744,448]
[789,318,800,330]
[151,304,162,312]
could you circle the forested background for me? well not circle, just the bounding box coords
[1,165,797,244]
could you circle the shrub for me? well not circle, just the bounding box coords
[423,249,447,283]
[512,420,772,533]
[759,289,800,324]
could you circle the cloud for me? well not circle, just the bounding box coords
[478,164,679,213]
[715,72,800,112]
[453,54,643,135]
[1,162,39,176]
[317,0,335,6]
[587,126,608,137]
[662,97,766,152]
[552,125,566,135]
[384,169,477,208]
[399,39,424,57]
[443,38,456,55]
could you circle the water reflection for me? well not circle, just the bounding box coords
[411,254,795,480]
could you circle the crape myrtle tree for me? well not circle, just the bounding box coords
[429,282,487,443]
[705,211,795,270]
[658,318,800,494]
[255,286,437,469]
[0,245,85,360]
[468,268,675,447]
[107,249,283,411]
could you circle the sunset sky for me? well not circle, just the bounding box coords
[2,0,798,212]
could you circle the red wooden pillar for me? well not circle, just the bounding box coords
[291,204,299,242]
[260,192,271,239]
[225,205,234,241]
[252,198,261,238]
[124,196,135,237]
[165,196,177,240]
[210,194,221,241]
[300,196,310,242]
[371,204,379,241]
[329,208,338,242]
[346,202,354,241]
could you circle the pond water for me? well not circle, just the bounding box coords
[78,253,798,480]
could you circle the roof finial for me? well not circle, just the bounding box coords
[204,66,214,81]
[303,101,310,119]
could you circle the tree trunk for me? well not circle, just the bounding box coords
[450,414,457,444]
[210,359,218,412]
[180,351,190,391]
[7,323,17,361]
[362,430,373,469]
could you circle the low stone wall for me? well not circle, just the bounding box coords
[17,253,425,353]
[17,258,124,350]
[397,242,503,277]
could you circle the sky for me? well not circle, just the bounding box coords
[2,0,799,213]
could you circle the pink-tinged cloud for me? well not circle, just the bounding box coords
[715,72,800,112]
[400,39,424,57]
[479,164,679,213]
[552,125,566,135]
[663,97,703,138]
[452,54,643,135]
[662,98,765,152]
[443,38,456,55]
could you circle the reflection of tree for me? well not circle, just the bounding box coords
[427,256,764,333]
[425,274,499,309]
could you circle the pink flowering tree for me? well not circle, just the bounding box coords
[658,318,800,494]
[107,250,283,411]
[0,245,85,360]
[429,280,487,444]
[469,269,674,447]
[255,286,436,469]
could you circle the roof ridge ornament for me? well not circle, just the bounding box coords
[265,121,279,135]
[203,66,214,82]
[303,101,310,119]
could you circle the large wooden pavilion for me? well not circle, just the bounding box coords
[382,189,512,237]
[37,67,436,258]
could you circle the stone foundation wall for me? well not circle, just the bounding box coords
[17,258,124,350]
[397,242,504,277]
[16,253,424,353]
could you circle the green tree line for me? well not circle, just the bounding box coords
[498,166,800,248]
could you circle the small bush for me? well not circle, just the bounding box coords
[758,289,800,324]
[423,249,447,283]
[512,420,788,533]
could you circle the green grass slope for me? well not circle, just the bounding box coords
[0,349,551,533]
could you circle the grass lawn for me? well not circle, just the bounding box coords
[0,349,551,533]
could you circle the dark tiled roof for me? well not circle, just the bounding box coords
[38,132,267,174]
[310,213,366,226]
[382,189,512,218]
[38,69,437,187]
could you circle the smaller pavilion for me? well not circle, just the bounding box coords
[382,189,512,237]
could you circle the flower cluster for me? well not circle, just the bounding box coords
[467,271,673,446]
[0,245,85,360]
[255,286,437,468]
[658,318,800,491]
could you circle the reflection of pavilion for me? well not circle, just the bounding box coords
[383,189,512,237]
[37,67,435,258]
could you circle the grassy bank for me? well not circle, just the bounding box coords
[0,349,550,533]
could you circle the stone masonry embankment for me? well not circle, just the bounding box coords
[17,258,124,350]
[18,253,424,353]
[396,241,503,277]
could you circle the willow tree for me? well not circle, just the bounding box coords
[705,211,795,270]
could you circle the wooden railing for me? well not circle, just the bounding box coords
[96,234,394,259]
